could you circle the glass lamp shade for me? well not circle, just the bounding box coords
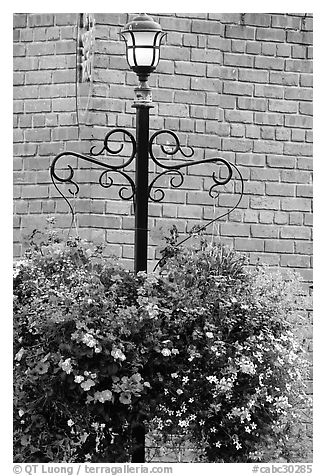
[121,14,165,80]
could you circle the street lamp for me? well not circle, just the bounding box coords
[120,13,166,82]
[50,12,244,463]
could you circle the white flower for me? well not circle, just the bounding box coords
[171,372,178,378]
[245,426,251,433]
[171,348,179,355]
[111,348,126,361]
[18,409,24,418]
[182,376,189,384]
[59,358,73,374]
[74,375,85,383]
[94,390,113,403]
[82,333,97,348]
[189,398,194,403]
[161,348,171,357]
[206,332,214,339]
[67,419,74,427]
[81,379,95,391]
[215,441,221,448]
[176,389,183,395]
[15,348,25,362]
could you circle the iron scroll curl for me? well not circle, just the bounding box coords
[50,128,137,215]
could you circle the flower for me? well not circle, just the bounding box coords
[161,348,171,357]
[59,358,73,374]
[176,389,183,395]
[74,375,85,383]
[94,390,113,403]
[206,332,214,338]
[111,348,126,361]
[34,361,49,375]
[67,419,74,427]
[182,376,189,384]
[15,348,25,362]
[171,372,178,378]
[82,333,97,348]
[81,379,95,391]
[18,410,24,418]
[119,392,132,405]
[215,441,221,448]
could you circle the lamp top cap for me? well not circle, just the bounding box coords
[122,13,162,32]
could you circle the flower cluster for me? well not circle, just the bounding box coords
[13,230,312,463]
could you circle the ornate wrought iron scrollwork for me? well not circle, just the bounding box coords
[148,129,237,203]
[50,128,137,215]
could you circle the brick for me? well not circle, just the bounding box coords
[223,81,253,96]
[256,28,286,42]
[295,241,313,255]
[285,59,312,74]
[284,87,313,101]
[254,84,283,99]
[276,44,291,57]
[268,99,297,113]
[261,127,274,140]
[281,255,311,268]
[25,71,52,84]
[284,143,312,156]
[225,25,255,40]
[291,129,306,142]
[231,40,246,53]
[243,13,271,27]
[299,102,313,115]
[191,19,222,35]
[259,211,274,223]
[281,198,311,212]
[266,183,295,196]
[55,40,76,54]
[300,74,313,87]
[251,168,280,181]
[225,110,253,124]
[24,129,51,142]
[26,42,55,56]
[251,224,278,238]
[222,138,252,153]
[289,212,303,225]
[275,129,291,141]
[270,72,299,86]
[239,68,269,83]
[282,170,311,183]
[13,13,27,28]
[267,155,296,168]
[265,239,294,253]
[271,15,301,30]
[246,41,261,55]
[220,223,250,236]
[28,14,54,27]
[253,141,283,154]
[255,56,284,70]
[224,53,253,68]
[175,61,206,77]
[274,211,288,224]
[235,238,264,251]
[175,91,205,105]
[284,115,312,129]
[296,185,313,198]
[190,77,220,92]
[236,154,265,167]
[286,30,313,45]
[250,197,280,210]
[24,99,51,113]
[238,97,267,112]
[21,185,48,199]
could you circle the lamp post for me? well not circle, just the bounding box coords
[50,13,244,462]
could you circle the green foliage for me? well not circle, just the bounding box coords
[13,227,312,462]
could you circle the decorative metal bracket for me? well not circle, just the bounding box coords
[50,128,137,216]
[50,127,244,249]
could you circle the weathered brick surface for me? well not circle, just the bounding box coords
[13,12,312,293]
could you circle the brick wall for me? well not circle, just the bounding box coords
[13,12,312,283]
